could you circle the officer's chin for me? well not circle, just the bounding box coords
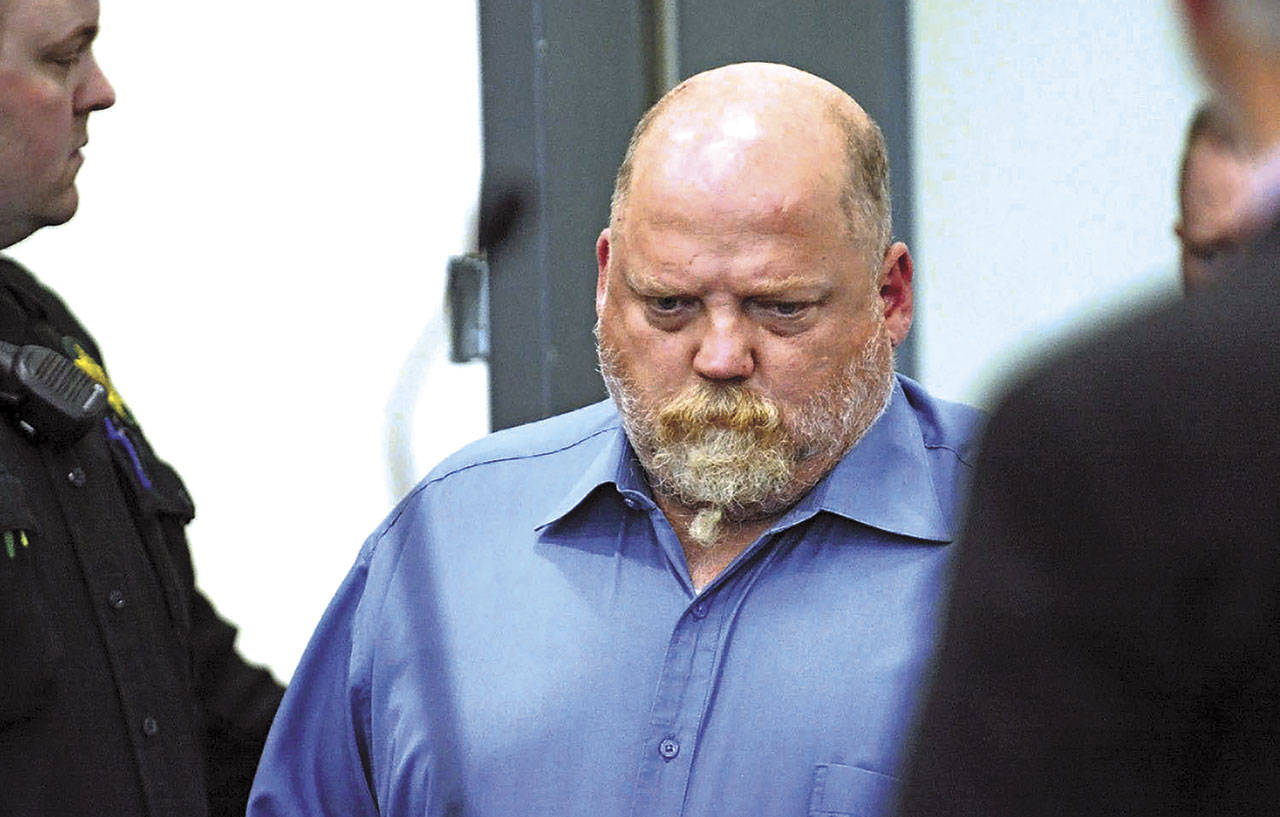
[39,186,81,230]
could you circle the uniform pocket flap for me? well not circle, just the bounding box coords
[809,762,898,817]
[148,460,195,522]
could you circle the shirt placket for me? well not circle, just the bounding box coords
[628,585,730,817]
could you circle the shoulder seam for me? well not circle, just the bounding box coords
[379,422,621,535]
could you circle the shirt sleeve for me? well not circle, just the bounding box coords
[247,542,379,817]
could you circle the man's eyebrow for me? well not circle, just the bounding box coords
[622,268,680,295]
[745,275,830,298]
[622,268,832,299]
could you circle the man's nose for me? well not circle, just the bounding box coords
[692,315,754,381]
[75,55,116,114]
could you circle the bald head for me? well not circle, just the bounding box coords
[609,63,891,271]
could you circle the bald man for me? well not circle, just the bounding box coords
[248,62,981,817]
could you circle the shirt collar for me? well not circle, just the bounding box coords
[790,378,952,542]
[537,377,951,543]
[536,413,649,529]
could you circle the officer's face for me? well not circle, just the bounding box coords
[0,0,115,248]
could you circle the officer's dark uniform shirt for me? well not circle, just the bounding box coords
[0,258,283,817]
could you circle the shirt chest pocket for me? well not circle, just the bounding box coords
[809,763,899,817]
[0,474,63,725]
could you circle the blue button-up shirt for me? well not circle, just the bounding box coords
[248,375,981,817]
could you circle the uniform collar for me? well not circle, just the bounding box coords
[537,378,952,543]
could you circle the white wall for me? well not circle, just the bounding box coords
[7,1,1208,681]
[8,1,488,679]
[911,1,1204,406]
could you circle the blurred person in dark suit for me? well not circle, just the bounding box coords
[895,1,1280,815]
[1175,100,1252,291]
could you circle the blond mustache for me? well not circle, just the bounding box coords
[655,385,784,445]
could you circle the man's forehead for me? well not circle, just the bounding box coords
[627,130,845,238]
[615,224,856,301]
[627,103,849,238]
[4,0,101,37]
[615,154,860,291]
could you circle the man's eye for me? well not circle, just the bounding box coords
[760,301,809,318]
[649,296,689,313]
[44,53,81,70]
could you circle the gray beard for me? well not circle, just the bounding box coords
[597,321,895,545]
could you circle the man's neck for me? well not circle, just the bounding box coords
[656,496,777,593]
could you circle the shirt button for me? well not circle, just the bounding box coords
[692,602,709,620]
[108,589,127,610]
[659,737,679,760]
[622,496,639,510]
[142,716,159,737]
[66,467,86,487]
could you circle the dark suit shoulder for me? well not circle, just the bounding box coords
[997,232,1279,448]
[896,223,1280,817]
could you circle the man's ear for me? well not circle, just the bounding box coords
[879,242,914,347]
[596,228,612,315]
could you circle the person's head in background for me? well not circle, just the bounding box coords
[1187,1,1280,144]
[1174,101,1251,292]
[0,0,115,250]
